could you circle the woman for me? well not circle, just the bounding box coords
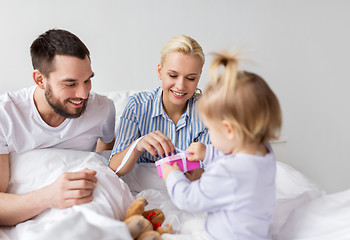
[109,34,209,180]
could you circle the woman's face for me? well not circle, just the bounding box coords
[158,52,202,111]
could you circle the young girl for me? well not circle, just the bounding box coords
[109,35,210,181]
[162,52,282,240]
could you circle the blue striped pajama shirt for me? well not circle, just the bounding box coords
[110,87,210,164]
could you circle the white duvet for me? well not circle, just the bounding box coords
[1,149,134,240]
[1,148,350,240]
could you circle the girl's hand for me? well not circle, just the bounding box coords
[162,162,180,182]
[186,142,206,161]
[136,131,176,158]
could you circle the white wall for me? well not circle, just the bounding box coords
[1,0,349,193]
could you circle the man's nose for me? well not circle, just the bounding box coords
[75,84,90,99]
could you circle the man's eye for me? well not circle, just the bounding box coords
[66,84,75,87]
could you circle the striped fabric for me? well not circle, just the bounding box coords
[111,86,210,163]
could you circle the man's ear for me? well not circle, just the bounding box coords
[222,120,235,140]
[32,70,46,89]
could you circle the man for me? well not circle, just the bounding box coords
[0,29,115,225]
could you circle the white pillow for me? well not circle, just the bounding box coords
[103,90,141,130]
[271,162,325,238]
[276,188,350,240]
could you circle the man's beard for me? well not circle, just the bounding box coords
[45,85,88,119]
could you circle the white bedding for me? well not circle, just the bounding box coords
[1,148,134,240]
[1,89,350,239]
[121,161,350,240]
[1,148,350,239]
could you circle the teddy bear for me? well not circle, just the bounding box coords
[124,197,173,240]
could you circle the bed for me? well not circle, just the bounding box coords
[1,90,350,240]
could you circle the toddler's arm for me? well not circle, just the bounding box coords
[184,143,206,181]
[162,162,180,182]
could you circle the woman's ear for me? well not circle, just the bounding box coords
[222,120,235,140]
[33,70,46,90]
[157,64,162,80]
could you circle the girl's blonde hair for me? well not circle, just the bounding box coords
[160,34,205,67]
[199,52,282,147]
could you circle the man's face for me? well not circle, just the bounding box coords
[44,55,93,118]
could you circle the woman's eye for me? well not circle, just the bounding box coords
[169,75,177,78]
[187,77,195,81]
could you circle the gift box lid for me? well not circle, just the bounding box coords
[155,152,192,166]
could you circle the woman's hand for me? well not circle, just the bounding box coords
[162,162,180,182]
[135,131,176,158]
[186,142,206,161]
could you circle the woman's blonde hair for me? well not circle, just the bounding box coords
[160,34,205,67]
[199,52,282,147]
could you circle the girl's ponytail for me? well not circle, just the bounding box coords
[209,52,240,97]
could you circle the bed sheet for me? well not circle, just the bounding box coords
[1,148,350,240]
[276,188,350,240]
[121,161,350,240]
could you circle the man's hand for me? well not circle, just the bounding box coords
[162,162,180,182]
[186,142,206,161]
[45,168,97,209]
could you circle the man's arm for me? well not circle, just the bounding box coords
[0,154,49,225]
[95,138,115,152]
[0,154,9,193]
[0,153,98,226]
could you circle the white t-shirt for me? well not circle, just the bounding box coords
[0,86,115,154]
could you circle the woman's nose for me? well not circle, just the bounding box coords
[176,77,185,90]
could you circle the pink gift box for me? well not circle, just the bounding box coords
[155,152,201,177]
